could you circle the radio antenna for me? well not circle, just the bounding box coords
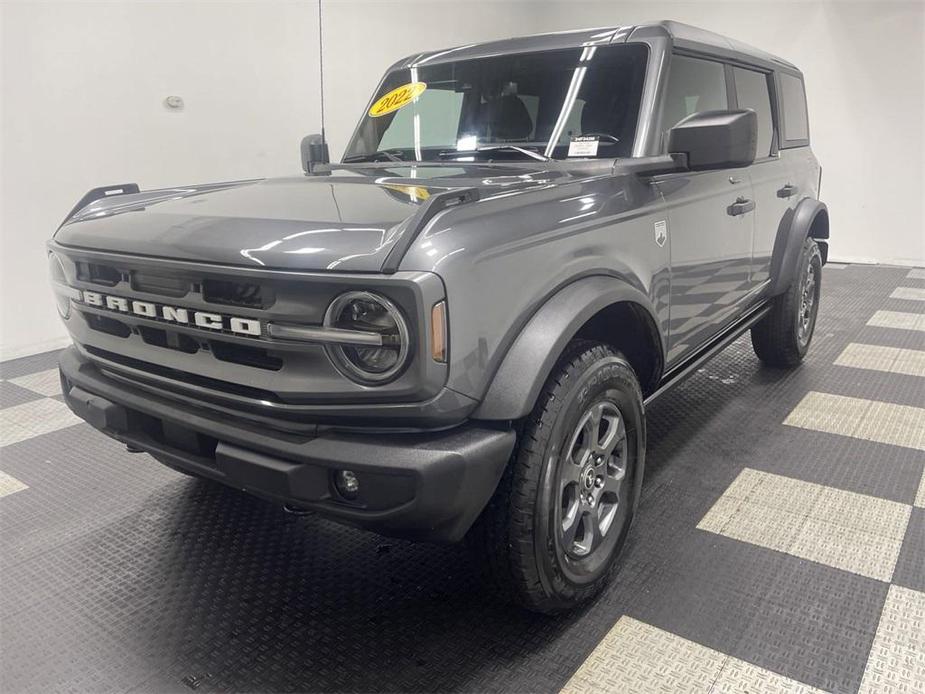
[317,0,326,145]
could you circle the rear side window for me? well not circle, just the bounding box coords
[779,73,809,143]
[663,55,728,136]
[733,67,773,157]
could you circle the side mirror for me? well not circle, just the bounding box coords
[301,133,330,173]
[667,109,757,171]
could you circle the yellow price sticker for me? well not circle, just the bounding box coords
[383,184,432,201]
[369,82,427,118]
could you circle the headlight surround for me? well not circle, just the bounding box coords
[323,291,411,384]
[48,252,71,319]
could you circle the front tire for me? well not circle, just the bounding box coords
[475,340,645,613]
[751,236,822,367]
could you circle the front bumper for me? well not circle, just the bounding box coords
[59,347,515,542]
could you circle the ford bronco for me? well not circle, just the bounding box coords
[49,21,827,612]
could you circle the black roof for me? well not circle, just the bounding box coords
[396,20,798,73]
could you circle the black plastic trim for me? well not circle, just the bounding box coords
[645,301,771,406]
[59,183,140,229]
[380,188,479,273]
[769,198,828,295]
[60,347,515,543]
[474,276,665,420]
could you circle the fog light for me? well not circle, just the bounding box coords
[335,469,360,499]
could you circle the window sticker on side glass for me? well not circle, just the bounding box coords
[369,83,427,117]
[567,136,599,157]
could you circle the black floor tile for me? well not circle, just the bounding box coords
[893,507,925,593]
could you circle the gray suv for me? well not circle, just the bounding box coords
[49,21,827,612]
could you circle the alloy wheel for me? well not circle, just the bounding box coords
[557,401,628,558]
[798,258,818,345]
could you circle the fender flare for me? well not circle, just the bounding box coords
[768,198,829,296]
[473,276,664,421]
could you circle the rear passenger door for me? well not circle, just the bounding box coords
[655,55,756,367]
[733,65,798,289]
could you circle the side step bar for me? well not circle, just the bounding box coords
[644,302,772,407]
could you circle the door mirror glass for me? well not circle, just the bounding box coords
[301,133,330,173]
[667,109,757,171]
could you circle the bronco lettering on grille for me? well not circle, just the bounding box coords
[79,290,262,336]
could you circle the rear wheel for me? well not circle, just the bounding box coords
[474,340,645,613]
[751,236,822,367]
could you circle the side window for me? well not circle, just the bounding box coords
[663,55,728,139]
[733,67,773,157]
[779,73,809,143]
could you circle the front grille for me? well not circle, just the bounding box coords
[210,340,282,370]
[131,271,189,298]
[138,325,199,354]
[85,346,283,402]
[83,312,281,370]
[77,262,122,286]
[56,245,437,417]
[202,278,273,309]
[82,311,131,338]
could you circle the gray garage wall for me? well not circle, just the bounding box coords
[1,0,922,359]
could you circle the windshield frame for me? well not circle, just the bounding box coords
[342,43,650,165]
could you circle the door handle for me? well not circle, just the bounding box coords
[777,183,799,198]
[727,197,756,216]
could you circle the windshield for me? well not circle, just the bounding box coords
[344,44,648,163]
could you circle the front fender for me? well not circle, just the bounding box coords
[769,198,829,295]
[473,276,664,421]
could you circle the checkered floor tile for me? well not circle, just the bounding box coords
[0,264,922,693]
[563,616,824,693]
[867,310,925,332]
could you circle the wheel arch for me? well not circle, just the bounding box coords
[769,198,829,296]
[473,276,665,421]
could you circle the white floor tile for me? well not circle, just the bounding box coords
[8,368,62,397]
[858,585,925,694]
[907,269,925,280]
[835,343,925,378]
[0,398,82,448]
[0,470,28,498]
[915,472,925,509]
[561,616,823,694]
[867,311,925,333]
[697,469,911,582]
[891,287,925,302]
[784,392,925,452]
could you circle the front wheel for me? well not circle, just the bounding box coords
[474,340,645,613]
[751,236,822,367]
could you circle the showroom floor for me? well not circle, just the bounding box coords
[0,264,922,694]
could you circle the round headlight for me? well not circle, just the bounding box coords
[48,252,71,319]
[323,291,411,384]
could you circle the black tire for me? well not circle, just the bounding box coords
[472,339,645,613]
[751,236,822,367]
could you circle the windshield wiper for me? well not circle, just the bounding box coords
[343,149,405,163]
[439,145,549,162]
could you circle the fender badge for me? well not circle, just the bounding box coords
[654,220,668,247]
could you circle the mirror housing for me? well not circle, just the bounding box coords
[301,133,330,173]
[667,109,757,171]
